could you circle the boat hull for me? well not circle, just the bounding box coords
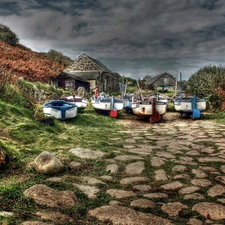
[132,100,167,117]
[59,96,87,110]
[43,100,77,120]
[91,97,124,116]
[174,97,206,113]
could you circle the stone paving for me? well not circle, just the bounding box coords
[2,112,225,224]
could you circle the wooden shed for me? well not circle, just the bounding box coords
[52,72,90,92]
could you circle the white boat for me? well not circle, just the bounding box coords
[59,95,87,110]
[91,88,123,117]
[132,98,167,123]
[173,95,206,118]
[173,72,206,119]
[43,100,78,120]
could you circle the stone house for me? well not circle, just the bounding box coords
[144,72,176,91]
[62,53,120,92]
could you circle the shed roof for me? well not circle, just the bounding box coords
[53,72,90,83]
[64,53,114,74]
[145,72,175,85]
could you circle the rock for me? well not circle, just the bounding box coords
[183,193,205,200]
[35,211,75,223]
[73,183,100,199]
[160,181,184,191]
[87,205,173,225]
[178,186,200,194]
[69,161,81,170]
[207,184,225,197]
[24,184,76,208]
[130,199,156,209]
[120,177,149,185]
[155,169,168,181]
[106,189,136,199]
[190,179,212,187]
[161,202,188,216]
[125,161,145,175]
[171,165,188,173]
[133,184,152,192]
[187,218,203,225]
[31,151,64,174]
[192,202,225,220]
[191,169,208,178]
[143,193,168,199]
[69,147,106,159]
[106,164,119,174]
[114,155,144,161]
[151,157,166,167]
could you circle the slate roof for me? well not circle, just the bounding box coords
[145,72,175,85]
[64,53,114,74]
[53,72,90,82]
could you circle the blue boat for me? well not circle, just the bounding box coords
[43,100,78,120]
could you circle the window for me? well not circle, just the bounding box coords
[164,77,169,84]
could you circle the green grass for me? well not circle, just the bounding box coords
[1,82,225,224]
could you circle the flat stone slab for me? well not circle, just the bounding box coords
[106,189,136,199]
[73,183,100,199]
[160,181,184,191]
[87,205,173,225]
[192,202,225,220]
[190,179,212,187]
[23,184,76,208]
[114,155,144,161]
[161,202,188,216]
[69,147,106,159]
[125,161,145,175]
[130,199,156,209]
[207,184,225,197]
[120,177,149,185]
[143,193,169,199]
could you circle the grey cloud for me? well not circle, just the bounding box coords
[0,0,225,80]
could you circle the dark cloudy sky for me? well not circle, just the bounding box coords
[0,0,225,80]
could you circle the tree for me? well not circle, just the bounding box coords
[44,49,73,67]
[0,24,19,46]
[187,64,225,109]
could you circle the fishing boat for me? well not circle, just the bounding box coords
[132,98,167,123]
[43,100,78,120]
[91,88,123,117]
[173,95,206,118]
[173,72,206,119]
[123,94,135,113]
[59,95,87,110]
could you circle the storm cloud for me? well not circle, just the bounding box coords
[0,0,225,80]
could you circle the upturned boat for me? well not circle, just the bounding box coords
[43,100,77,120]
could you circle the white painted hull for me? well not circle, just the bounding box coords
[59,96,87,110]
[50,107,77,119]
[91,98,124,111]
[43,100,78,120]
[132,101,167,117]
[174,98,206,112]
